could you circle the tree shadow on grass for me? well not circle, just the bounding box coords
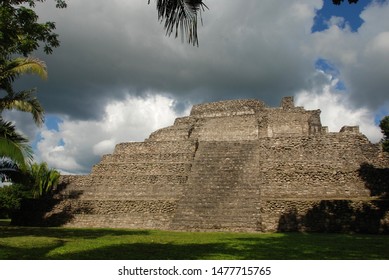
[1,228,389,259]
[51,242,233,260]
[0,219,11,226]
[13,233,387,260]
[0,226,150,239]
[49,234,389,260]
[231,233,389,260]
[0,226,151,260]
[0,240,66,260]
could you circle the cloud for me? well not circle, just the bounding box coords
[22,0,327,121]
[310,1,389,110]
[35,94,187,173]
[7,0,388,173]
[295,70,382,143]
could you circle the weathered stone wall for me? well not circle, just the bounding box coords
[258,133,378,200]
[261,199,389,233]
[14,97,389,233]
[171,141,261,231]
[190,99,265,118]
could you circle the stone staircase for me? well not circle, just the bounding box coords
[48,140,197,228]
[170,141,262,231]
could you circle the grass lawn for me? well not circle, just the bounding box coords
[1,221,388,260]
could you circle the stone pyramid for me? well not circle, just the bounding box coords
[17,97,389,232]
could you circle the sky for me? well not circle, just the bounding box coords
[5,0,389,174]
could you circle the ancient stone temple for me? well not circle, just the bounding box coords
[16,97,389,233]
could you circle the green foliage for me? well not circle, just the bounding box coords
[27,162,60,198]
[379,116,389,153]
[0,55,48,168]
[0,57,47,87]
[0,160,60,218]
[0,184,31,218]
[0,59,47,169]
[0,0,67,57]
[0,118,33,169]
[0,89,45,125]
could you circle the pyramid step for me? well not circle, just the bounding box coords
[113,140,196,155]
[100,152,194,164]
[147,125,192,141]
[91,162,192,175]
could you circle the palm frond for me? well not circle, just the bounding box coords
[149,0,208,46]
[5,57,48,80]
[0,118,33,169]
[0,157,26,183]
[28,162,60,198]
[0,57,48,93]
[0,90,45,126]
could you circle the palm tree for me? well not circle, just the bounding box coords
[0,90,45,126]
[0,118,33,170]
[0,57,47,125]
[0,57,48,88]
[149,0,208,46]
[28,162,60,198]
[0,56,47,167]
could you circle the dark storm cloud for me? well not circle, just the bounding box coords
[23,0,324,121]
[14,0,389,173]
[22,0,388,124]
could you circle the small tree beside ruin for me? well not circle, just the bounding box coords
[380,116,389,153]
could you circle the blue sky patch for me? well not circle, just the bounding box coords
[315,58,347,90]
[315,58,340,76]
[45,114,63,132]
[375,105,389,125]
[312,0,373,32]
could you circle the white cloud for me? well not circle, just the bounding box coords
[310,1,389,109]
[295,71,382,143]
[35,94,188,174]
[7,0,389,173]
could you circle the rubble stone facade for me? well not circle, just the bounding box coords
[15,97,389,233]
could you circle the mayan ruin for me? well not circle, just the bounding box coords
[15,97,389,233]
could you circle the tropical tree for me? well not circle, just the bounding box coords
[379,116,389,153]
[27,162,60,198]
[0,119,33,170]
[0,0,67,57]
[0,57,47,168]
[0,57,48,91]
[0,57,47,123]
[0,160,60,218]
[0,183,26,218]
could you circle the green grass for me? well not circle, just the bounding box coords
[1,223,388,260]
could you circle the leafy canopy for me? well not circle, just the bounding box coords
[0,0,67,57]
[27,162,60,198]
[0,118,33,169]
[379,116,389,153]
